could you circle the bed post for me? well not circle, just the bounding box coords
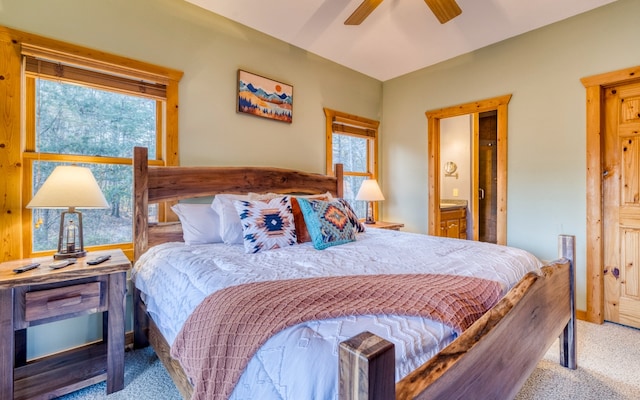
[338,331,395,400]
[558,234,577,369]
[335,163,344,199]
[133,146,150,348]
[133,146,149,263]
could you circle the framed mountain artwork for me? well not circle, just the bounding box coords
[237,70,293,123]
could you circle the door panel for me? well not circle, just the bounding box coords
[477,112,497,243]
[603,82,640,329]
[478,139,497,242]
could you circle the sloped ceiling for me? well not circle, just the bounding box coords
[186,0,617,81]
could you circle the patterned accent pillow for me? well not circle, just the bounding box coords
[296,198,356,250]
[291,192,333,243]
[336,198,366,233]
[233,196,297,253]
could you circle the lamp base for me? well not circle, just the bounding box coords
[56,209,86,260]
[54,250,86,260]
[364,201,376,224]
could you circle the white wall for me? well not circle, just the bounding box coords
[440,115,471,203]
[381,0,640,310]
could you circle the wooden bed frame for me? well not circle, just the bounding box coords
[131,146,576,399]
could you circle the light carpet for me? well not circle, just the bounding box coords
[516,320,640,400]
[58,320,639,399]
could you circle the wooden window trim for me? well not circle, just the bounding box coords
[24,57,167,100]
[324,108,380,175]
[324,108,380,219]
[0,26,183,261]
[20,42,181,84]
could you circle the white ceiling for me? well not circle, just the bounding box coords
[185,0,617,81]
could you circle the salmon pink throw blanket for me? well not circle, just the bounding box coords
[171,273,502,400]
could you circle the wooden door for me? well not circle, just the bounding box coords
[478,144,496,242]
[478,112,498,243]
[603,81,640,329]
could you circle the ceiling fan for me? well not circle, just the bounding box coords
[345,0,461,25]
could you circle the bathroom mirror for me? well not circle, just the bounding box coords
[444,161,457,176]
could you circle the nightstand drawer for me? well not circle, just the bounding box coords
[24,281,101,322]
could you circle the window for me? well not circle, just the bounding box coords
[324,108,379,220]
[21,42,182,257]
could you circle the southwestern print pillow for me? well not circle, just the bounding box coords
[296,198,356,250]
[234,196,297,253]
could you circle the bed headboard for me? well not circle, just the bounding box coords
[132,146,344,261]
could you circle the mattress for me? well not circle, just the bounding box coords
[132,229,542,399]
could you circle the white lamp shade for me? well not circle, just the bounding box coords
[355,179,385,201]
[27,165,109,209]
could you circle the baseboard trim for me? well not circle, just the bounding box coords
[576,309,587,321]
[126,330,135,349]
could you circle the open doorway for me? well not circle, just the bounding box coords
[426,95,511,245]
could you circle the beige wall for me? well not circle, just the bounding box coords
[0,0,381,358]
[0,0,381,172]
[381,0,640,309]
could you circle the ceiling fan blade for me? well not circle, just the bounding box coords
[424,0,462,24]
[344,0,384,25]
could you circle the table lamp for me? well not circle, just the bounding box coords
[27,165,109,259]
[355,179,385,224]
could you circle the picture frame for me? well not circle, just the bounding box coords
[237,70,293,123]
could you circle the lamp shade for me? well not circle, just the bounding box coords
[355,179,385,201]
[27,165,109,209]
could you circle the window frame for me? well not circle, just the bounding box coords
[15,32,183,259]
[324,108,380,220]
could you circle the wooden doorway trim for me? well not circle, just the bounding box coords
[582,65,640,324]
[426,94,511,245]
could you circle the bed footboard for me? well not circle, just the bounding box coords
[339,235,576,400]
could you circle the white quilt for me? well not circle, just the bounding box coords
[132,229,542,399]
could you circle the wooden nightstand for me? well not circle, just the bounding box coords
[366,221,404,231]
[0,249,131,400]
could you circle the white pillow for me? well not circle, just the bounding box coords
[211,194,251,244]
[171,203,222,245]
